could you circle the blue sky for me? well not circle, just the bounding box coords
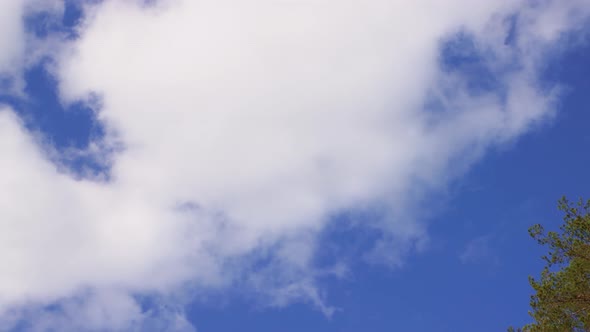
[0,1,589,331]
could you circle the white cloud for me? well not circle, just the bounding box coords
[0,0,589,330]
[0,1,24,70]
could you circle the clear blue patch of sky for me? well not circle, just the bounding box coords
[0,63,108,176]
[24,0,84,39]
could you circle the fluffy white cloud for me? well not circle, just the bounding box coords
[0,0,589,330]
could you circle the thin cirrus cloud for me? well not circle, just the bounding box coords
[0,0,588,330]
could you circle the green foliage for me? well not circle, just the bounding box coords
[513,197,590,331]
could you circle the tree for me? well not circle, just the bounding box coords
[515,197,590,331]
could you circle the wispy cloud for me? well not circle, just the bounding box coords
[460,234,500,266]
